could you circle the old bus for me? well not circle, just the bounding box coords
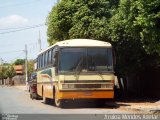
[36,39,115,107]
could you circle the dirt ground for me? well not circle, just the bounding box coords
[113,99,160,114]
[13,85,160,114]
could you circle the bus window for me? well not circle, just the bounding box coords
[39,55,42,68]
[45,52,48,67]
[52,48,55,64]
[59,48,85,72]
[59,48,113,72]
[48,50,52,65]
[40,54,42,68]
[87,48,113,71]
[42,54,45,68]
[37,57,39,69]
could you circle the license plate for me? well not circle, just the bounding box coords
[84,92,92,96]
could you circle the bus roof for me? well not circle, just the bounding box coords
[38,39,112,55]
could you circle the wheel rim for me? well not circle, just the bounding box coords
[43,96,46,103]
[55,92,60,106]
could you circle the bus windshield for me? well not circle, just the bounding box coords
[59,48,113,73]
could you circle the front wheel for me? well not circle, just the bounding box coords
[55,98,65,108]
[54,89,65,108]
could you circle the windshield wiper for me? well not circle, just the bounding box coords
[74,57,83,80]
[90,59,105,80]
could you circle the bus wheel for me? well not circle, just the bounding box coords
[55,98,65,108]
[54,89,65,108]
[43,97,50,104]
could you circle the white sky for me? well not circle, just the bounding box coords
[0,0,57,63]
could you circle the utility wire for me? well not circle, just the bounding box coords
[0,24,45,31]
[0,50,24,54]
[0,0,42,8]
[9,52,25,63]
[0,24,45,35]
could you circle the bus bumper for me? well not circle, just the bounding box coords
[57,91,114,99]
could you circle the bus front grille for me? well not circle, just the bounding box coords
[75,84,101,88]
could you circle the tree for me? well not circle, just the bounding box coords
[46,0,119,45]
[14,59,25,65]
[6,65,16,79]
[133,0,160,55]
[0,65,16,80]
[27,60,34,76]
[46,0,160,78]
[109,0,160,76]
[0,66,7,80]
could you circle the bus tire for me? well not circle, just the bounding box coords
[55,98,65,108]
[42,87,50,104]
[54,89,65,108]
[43,96,50,104]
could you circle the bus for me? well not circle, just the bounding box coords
[36,39,115,107]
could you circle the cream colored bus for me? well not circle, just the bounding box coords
[36,39,115,107]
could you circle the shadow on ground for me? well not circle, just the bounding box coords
[116,97,160,104]
[41,99,131,109]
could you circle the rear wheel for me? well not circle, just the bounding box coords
[43,96,50,104]
[42,88,50,104]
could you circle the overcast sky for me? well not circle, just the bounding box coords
[0,0,57,63]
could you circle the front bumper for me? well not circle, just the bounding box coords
[56,90,114,99]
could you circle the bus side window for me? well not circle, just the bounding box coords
[42,54,45,68]
[48,50,52,65]
[37,57,39,69]
[40,55,42,68]
[52,48,55,65]
[39,56,41,68]
[45,52,48,67]
[39,55,41,68]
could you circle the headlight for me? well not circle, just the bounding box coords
[62,84,75,89]
[62,84,68,89]
[101,84,113,88]
[68,84,75,89]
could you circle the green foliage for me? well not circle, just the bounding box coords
[108,0,160,75]
[27,60,34,76]
[5,65,16,78]
[47,0,76,44]
[14,59,25,65]
[0,65,16,79]
[133,0,160,55]
[0,66,7,79]
[69,0,111,40]
[47,0,160,76]
[46,0,119,45]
